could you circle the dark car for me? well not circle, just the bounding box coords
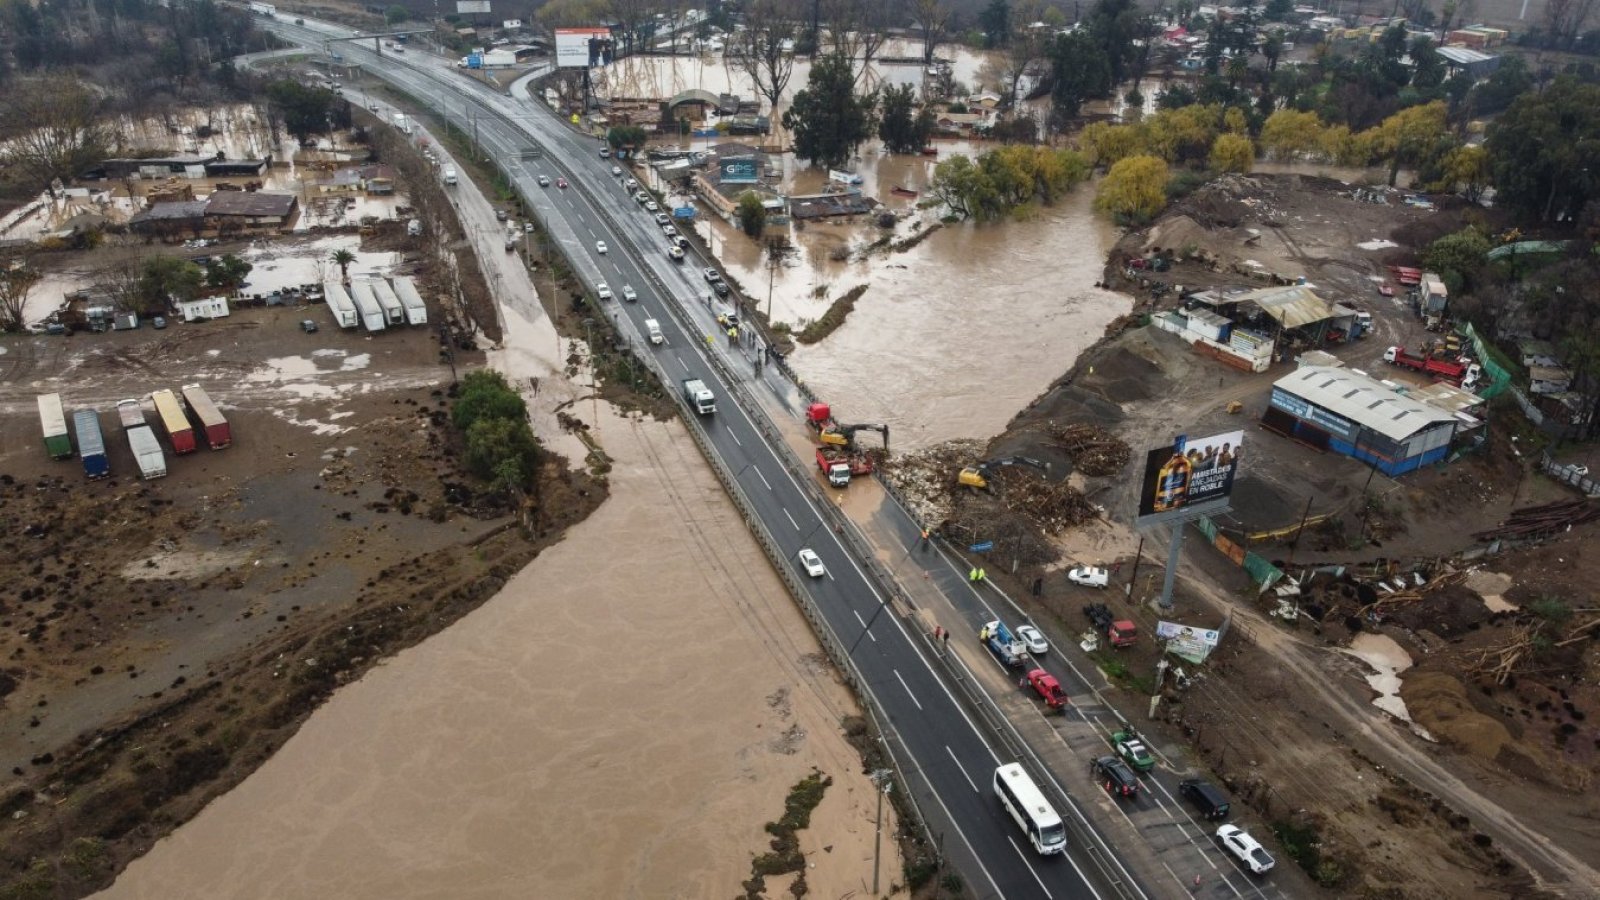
[1179,779,1230,820]
[712,280,730,298]
[300,319,319,333]
[1092,756,1140,798]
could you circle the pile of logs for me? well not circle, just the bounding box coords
[1473,499,1600,541]
[991,468,1101,533]
[1049,423,1132,477]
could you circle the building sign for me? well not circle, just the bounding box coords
[456,0,490,13]
[555,27,614,68]
[719,157,759,184]
[1269,387,1358,441]
[1136,430,1243,525]
[1155,621,1220,664]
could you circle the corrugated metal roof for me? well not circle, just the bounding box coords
[1230,285,1340,329]
[1436,46,1494,64]
[1275,366,1459,441]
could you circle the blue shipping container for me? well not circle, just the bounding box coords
[73,409,109,479]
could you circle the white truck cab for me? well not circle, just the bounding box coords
[645,319,664,345]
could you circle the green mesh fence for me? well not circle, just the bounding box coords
[1459,322,1514,399]
[1195,516,1285,592]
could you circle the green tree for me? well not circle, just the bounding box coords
[930,154,985,219]
[1421,226,1491,295]
[464,416,540,492]
[980,0,1011,48]
[737,192,767,237]
[784,54,877,170]
[0,74,113,193]
[453,370,529,433]
[205,254,253,291]
[1368,101,1449,186]
[1095,154,1169,225]
[265,80,342,141]
[1485,77,1600,223]
[1436,144,1491,202]
[1210,133,1255,172]
[331,248,356,282]
[135,257,205,313]
[1473,55,1533,115]
[1259,109,1325,159]
[1049,30,1111,121]
[385,5,409,25]
[878,83,932,154]
[1409,36,1445,90]
[607,124,649,152]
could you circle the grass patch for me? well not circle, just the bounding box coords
[1271,820,1349,887]
[739,770,833,899]
[794,284,868,345]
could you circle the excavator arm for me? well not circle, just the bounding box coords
[958,456,1051,489]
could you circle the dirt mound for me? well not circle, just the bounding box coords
[1401,670,1511,760]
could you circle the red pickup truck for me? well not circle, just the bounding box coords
[1022,669,1069,712]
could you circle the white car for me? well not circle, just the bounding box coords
[595,240,608,254]
[654,213,671,225]
[611,165,622,176]
[1216,825,1275,874]
[621,284,638,302]
[662,224,678,237]
[625,177,638,189]
[1067,565,1110,588]
[1014,624,1048,656]
[645,201,660,212]
[537,174,550,187]
[798,548,826,578]
[596,282,613,300]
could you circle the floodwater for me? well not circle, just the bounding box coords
[98,407,902,900]
[1344,632,1435,741]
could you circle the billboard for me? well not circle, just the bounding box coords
[1155,621,1221,664]
[456,0,490,13]
[555,27,614,68]
[719,157,759,184]
[1135,430,1243,525]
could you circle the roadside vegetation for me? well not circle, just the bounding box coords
[452,370,544,498]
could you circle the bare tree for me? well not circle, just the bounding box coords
[912,0,954,66]
[0,264,42,333]
[1544,0,1599,47]
[733,0,798,121]
[822,0,896,85]
[0,75,114,196]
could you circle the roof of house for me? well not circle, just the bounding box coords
[129,200,209,224]
[1435,46,1495,65]
[1528,365,1572,382]
[1275,365,1459,442]
[1220,284,1341,329]
[204,191,297,218]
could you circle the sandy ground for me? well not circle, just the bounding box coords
[98,404,904,899]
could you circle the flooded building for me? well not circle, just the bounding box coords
[1264,366,1460,476]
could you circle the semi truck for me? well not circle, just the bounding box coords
[38,393,72,459]
[126,425,168,479]
[370,278,406,325]
[1084,603,1138,648]
[980,620,1027,668]
[349,280,387,332]
[181,384,231,449]
[392,276,428,325]
[73,409,109,479]
[682,378,715,414]
[816,448,851,487]
[1383,345,1480,387]
[150,388,197,454]
[324,281,358,328]
[815,446,873,486]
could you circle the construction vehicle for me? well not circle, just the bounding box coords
[1383,345,1480,388]
[959,456,1050,490]
[1084,603,1138,647]
[1022,668,1069,712]
[805,402,891,452]
[980,620,1027,668]
[816,446,872,486]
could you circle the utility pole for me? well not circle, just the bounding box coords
[869,769,893,895]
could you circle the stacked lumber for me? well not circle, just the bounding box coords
[1473,499,1600,541]
[1048,423,1132,476]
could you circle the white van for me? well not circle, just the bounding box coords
[1067,565,1110,588]
[645,319,664,345]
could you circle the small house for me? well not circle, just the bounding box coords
[1528,365,1572,395]
[177,297,230,322]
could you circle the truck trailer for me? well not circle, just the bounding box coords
[116,398,147,430]
[38,393,72,459]
[392,276,428,325]
[73,409,109,479]
[181,384,231,449]
[370,278,406,325]
[349,280,387,332]
[324,282,358,328]
[150,389,197,454]
[682,378,715,414]
[126,425,168,479]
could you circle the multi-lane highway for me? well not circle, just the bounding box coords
[254,18,1193,899]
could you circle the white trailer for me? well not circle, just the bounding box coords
[348,280,387,332]
[370,278,406,325]
[324,282,358,328]
[392,276,428,325]
[116,398,146,429]
[126,425,168,480]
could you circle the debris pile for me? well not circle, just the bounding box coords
[1048,423,1132,477]
[876,439,984,525]
[987,468,1101,532]
[1473,499,1600,541]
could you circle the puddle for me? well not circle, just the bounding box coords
[1464,570,1518,612]
[1342,632,1435,741]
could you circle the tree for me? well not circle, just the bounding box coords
[135,257,204,313]
[879,83,932,153]
[465,416,540,493]
[205,254,253,291]
[1437,144,1491,202]
[1260,108,1324,159]
[454,370,530,433]
[385,5,409,25]
[607,125,649,151]
[930,154,983,219]
[784,54,877,170]
[1485,78,1600,223]
[1421,226,1491,295]
[981,0,1011,48]
[1409,36,1445,90]
[1095,154,1169,224]
[928,146,1088,222]
[0,265,42,332]
[1050,31,1112,121]
[912,0,953,65]
[1473,55,1533,115]
[1210,132,1255,172]
[731,0,796,128]
[737,192,768,236]
[0,74,113,194]
[264,80,342,141]
[821,0,893,85]
[1369,101,1449,186]
[331,249,356,282]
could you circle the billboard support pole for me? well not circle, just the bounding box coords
[1125,534,1144,599]
[1158,522,1184,611]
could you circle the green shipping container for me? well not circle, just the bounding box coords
[38,393,72,460]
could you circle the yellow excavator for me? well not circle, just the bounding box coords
[820,422,890,452]
[958,456,1051,490]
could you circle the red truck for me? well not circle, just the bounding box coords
[816,446,873,487]
[805,401,838,434]
[1383,346,1480,388]
[181,383,231,449]
[1021,668,1069,712]
[1084,603,1138,648]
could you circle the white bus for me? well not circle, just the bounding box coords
[994,763,1066,855]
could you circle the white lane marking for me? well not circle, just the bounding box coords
[752,466,771,490]
[893,669,923,711]
[730,430,742,447]
[783,508,799,531]
[945,745,979,793]
[851,609,876,642]
[1006,837,1054,899]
